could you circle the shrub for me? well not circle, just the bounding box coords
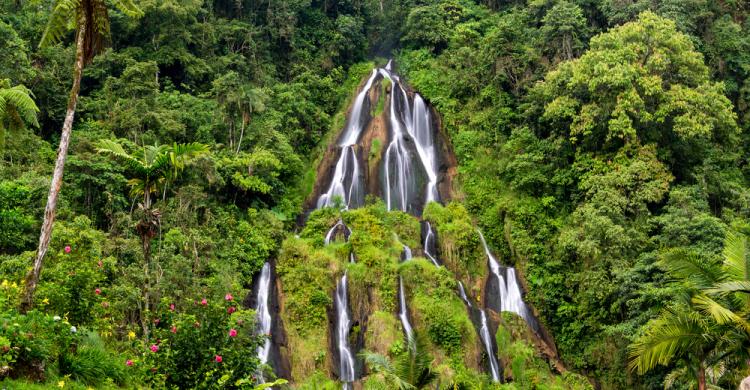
[136,297,264,389]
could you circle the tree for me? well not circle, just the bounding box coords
[0,79,39,157]
[21,0,143,312]
[629,231,750,389]
[541,1,587,61]
[361,333,437,389]
[531,11,738,157]
[211,72,267,153]
[95,139,208,337]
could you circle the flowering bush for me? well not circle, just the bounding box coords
[134,296,265,389]
[0,310,74,381]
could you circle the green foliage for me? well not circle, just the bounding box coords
[139,299,264,389]
[361,332,437,389]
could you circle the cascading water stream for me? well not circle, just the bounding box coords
[326,222,356,388]
[405,91,439,204]
[318,70,379,210]
[254,262,273,382]
[478,230,530,321]
[335,273,355,386]
[399,245,415,345]
[479,310,501,382]
[381,70,413,212]
[423,222,440,267]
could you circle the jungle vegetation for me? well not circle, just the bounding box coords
[1,0,750,388]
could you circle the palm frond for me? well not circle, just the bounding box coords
[362,350,414,390]
[40,0,80,47]
[661,249,721,288]
[705,280,750,295]
[0,84,39,128]
[628,308,711,374]
[692,294,750,333]
[95,139,149,176]
[722,231,748,281]
[108,0,143,17]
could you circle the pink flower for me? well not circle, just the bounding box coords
[200,298,207,306]
[95,288,101,295]
[171,326,177,333]
[125,359,133,366]
[214,355,222,363]
[225,293,233,301]
[228,329,237,337]
[227,306,236,314]
[153,318,160,325]
[149,344,159,353]
[97,260,103,268]
[169,303,175,311]
[64,246,71,254]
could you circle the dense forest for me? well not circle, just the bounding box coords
[2,0,750,388]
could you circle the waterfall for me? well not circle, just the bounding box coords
[409,94,439,204]
[326,221,356,388]
[479,310,501,382]
[335,273,355,385]
[423,222,440,267]
[317,146,362,210]
[398,277,415,345]
[339,70,378,147]
[478,230,531,321]
[254,262,273,382]
[382,72,413,212]
[399,245,415,345]
[318,69,379,210]
[379,67,440,213]
[457,281,471,307]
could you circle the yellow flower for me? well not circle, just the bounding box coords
[57,380,65,388]
[10,281,17,288]
[128,331,136,340]
[1,280,7,288]
[42,298,50,305]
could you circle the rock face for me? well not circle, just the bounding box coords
[244,262,292,380]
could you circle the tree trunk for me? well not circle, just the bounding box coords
[236,117,247,154]
[697,361,706,390]
[141,189,152,338]
[20,15,87,313]
[141,227,152,338]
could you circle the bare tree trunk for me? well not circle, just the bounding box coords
[21,16,87,313]
[141,190,152,338]
[141,227,152,338]
[235,118,246,154]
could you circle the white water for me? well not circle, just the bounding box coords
[335,273,355,383]
[255,262,273,382]
[479,309,501,382]
[326,221,356,387]
[457,281,472,307]
[379,68,440,213]
[423,222,440,267]
[318,69,379,210]
[339,70,379,146]
[325,220,350,245]
[398,277,414,345]
[399,245,415,345]
[478,230,530,321]
[381,70,413,212]
[408,93,439,204]
[317,145,362,210]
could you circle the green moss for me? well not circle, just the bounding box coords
[423,202,485,280]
